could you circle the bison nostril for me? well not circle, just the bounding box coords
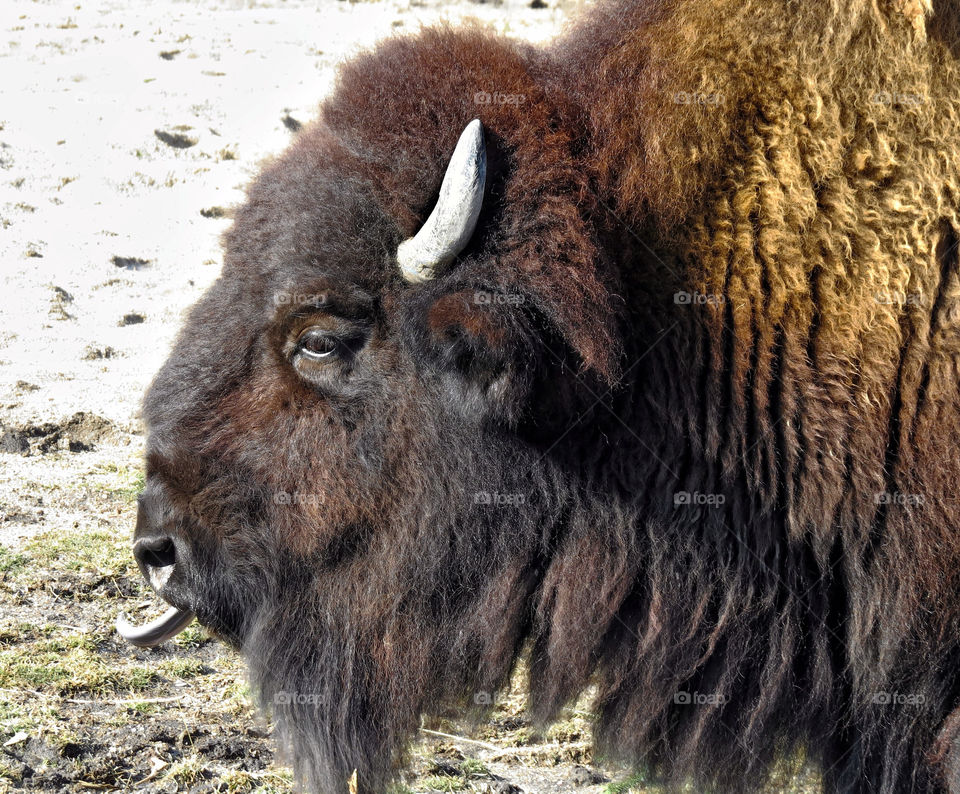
[134,536,177,570]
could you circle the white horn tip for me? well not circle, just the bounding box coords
[397,119,487,283]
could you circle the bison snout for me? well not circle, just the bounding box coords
[116,495,196,647]
[133,534,179,589]
[134,492,177,579]
[132,491,193,598]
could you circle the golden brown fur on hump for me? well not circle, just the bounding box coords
[561,0,955,224]
[561,0,960,573]
[545,2,960,785]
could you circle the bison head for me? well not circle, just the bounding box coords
[119,27,628,793]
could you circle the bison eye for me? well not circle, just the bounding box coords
[295,328,340,361]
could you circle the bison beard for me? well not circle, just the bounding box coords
[124,0,960,792]
[243,441,560,793]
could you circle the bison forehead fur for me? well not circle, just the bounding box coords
[137,0,960,792]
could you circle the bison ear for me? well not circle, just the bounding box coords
[409,287,540,424]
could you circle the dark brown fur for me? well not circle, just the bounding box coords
[137,1,960,792]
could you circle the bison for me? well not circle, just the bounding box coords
[117,0,960,791]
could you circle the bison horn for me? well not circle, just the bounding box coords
[397,119,487,283]
[116,606,195,647]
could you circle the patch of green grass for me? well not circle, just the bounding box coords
[546,717,585,743]
[504,726,532,746]
[0,547,26,575]
[0,694,51,737]
[91,461,145,498]
[415,776,466,792]
[216,768,295,793]
[0,649,72,690]
[166,753,208,786]
[130,700,159,715]
[21,527,135,577]
[48,728,83,755]
[604,772,655,794]
[218,769,256,793]
[459,758,489,778]
[250,769,295,793]
[0,757,26,786]
[0,639,160,695]
[32,632,98,654]
[174,623,208,648]
[222,679,255,716]
[0,623,42,646]
[123,666,163,692]
[158,657,207,680]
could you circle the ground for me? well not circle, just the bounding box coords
[0,0,822,791]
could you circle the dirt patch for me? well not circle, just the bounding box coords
[82,345,120,361]
[111,256,151,271]
[154,127,200,150]
[0,413,118,455]
[118,313,146,327]
[2,719,274,791]
[199,207,228,219]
